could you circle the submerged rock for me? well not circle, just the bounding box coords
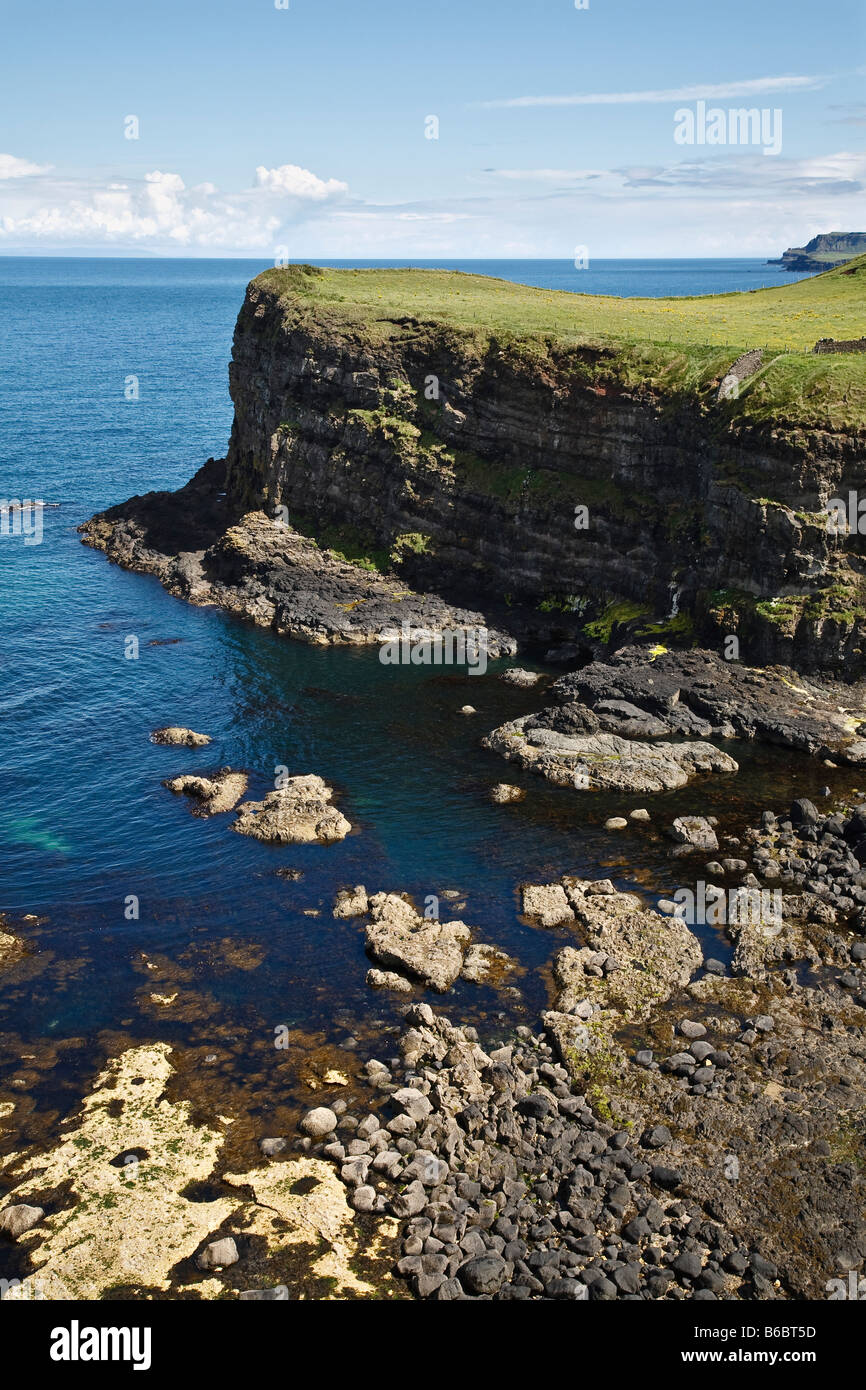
[500,668,542,688]
[233,775,351,844]
[460,943,516,984]
[490,783,525,804]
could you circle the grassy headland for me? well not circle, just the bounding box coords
[255,258,866,432]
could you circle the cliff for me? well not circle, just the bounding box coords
[769,231,866,273]
[83,259,866,675]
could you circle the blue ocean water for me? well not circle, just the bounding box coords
[0,257,837,1112]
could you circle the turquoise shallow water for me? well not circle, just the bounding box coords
[0,256,844,1146]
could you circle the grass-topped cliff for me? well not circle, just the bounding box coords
[82,257,866,677]
[254,257,866,432]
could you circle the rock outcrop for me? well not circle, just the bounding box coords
[165,770,249,816]
[152,727,212,748]
[233,775,351,844]
[485,715,738,792]
[363,893,471,993]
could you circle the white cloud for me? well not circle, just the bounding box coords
[0,153,52,179]
[0,160,348,250]
[478,74,827,109]
[254,163,348,199]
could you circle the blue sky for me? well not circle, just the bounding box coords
[0,0,864,255]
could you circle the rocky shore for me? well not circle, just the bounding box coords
[80,457,516,654]
[294,805,866,1300]
[484,647,866,793]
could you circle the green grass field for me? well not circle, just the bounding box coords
[260,255,865,350]
[256,257,866,430]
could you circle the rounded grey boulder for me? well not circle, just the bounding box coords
[300,1106,337,1139]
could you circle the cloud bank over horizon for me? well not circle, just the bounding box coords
[0,137,863,259]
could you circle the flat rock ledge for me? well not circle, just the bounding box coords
[165,769,249,816]
[551,647,866,766]
[485,716,738,793]
[233,775,351,844]
[81,458,516,654]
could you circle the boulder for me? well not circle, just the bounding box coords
[300,1107,338,1139]
[670,816,719,853]
[0,1203,43,1239]
[197,1236,239,1270]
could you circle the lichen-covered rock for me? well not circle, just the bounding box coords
[521,883,574,927]
[366,968,413,993]
[669,815,719,853]
[484,717,738,793]
[555,889,703,1022]
[333,885,369,918]
[233,775,350,844]
[460,943,516,984]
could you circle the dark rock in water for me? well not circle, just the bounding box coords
[790,798,819,827]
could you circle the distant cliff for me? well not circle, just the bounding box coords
[769,232,866,272]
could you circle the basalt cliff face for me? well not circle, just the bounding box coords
[223,272,865,673]
[84,267,866,674]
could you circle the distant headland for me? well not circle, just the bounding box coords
[769,231,866,272]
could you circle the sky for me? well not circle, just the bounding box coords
[0,0,864,257]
